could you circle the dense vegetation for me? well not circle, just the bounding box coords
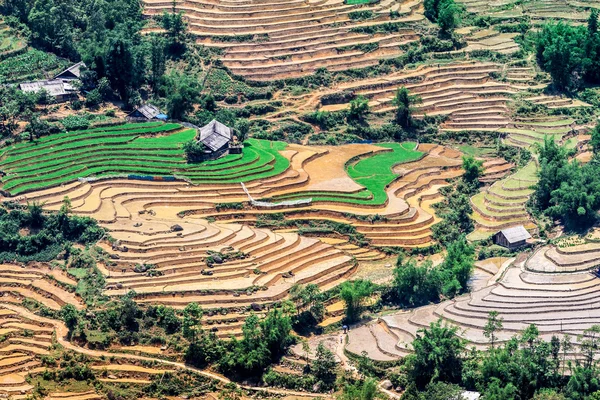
[535,12,600,91]
[530,137,600,230]
[0,200,103,262]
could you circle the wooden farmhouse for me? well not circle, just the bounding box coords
[198,119,240,159]
[493,225,531,249]
[127,104,168,121]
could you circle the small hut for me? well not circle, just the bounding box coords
[198,120,234,159]
[493,225,531,249]
[127,104,167,121]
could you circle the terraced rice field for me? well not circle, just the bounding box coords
[0,122,289,195]
[318,61,587,134]
[456,0,598,24]
[469,159,537,238]
[0,304,55,398]
[526,230,600,273]
[3,126,469,337]
[142,0,424,80]
[344,255,600,361]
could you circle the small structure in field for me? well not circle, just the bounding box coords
[54,61,86,81]
[493,225,531,249]
[198,119,240,159]
[19,79,77,102]
[127,104,168,121]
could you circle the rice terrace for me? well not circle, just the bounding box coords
[3,0,600,399]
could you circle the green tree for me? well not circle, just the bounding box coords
[339,279,374,323]
[105,38,135,102]
[235,119,250,143]
[483,311,504,349]
[589,9,599,36]
[163,71,201,120]
[462,156,484,193]
[150,35,166,91]
[61,304,79,337]
[311,342,337,391]
[579,325,600,369]
[393,87,420,129]
[338,378,378,400]
[182,302,203,342]
[183,140,206,163]
[159,11,187,56]
[348,96,370,122]
[406,318,465,389]
[437,0,460,34]
[391,256,439,307]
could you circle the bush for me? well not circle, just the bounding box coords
[182,139,205,162]
[61,115,90,131]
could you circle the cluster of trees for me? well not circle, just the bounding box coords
[432,156,482,245]
[535,11,600,90]
[530,136,600,230]
[387,236,474,307]
[424,0,462,34]
[402,316,600,400]
[0,200,103,263]
[1,0,195,107]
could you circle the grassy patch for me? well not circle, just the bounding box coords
[268,142,422,205]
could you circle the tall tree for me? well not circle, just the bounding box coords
[406,318,465,389]
[484,311,504,349]
[339,279,374,323]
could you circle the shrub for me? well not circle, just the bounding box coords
[61,115,90,131]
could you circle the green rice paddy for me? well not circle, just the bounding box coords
[268,142,423,205]
[0,122,289,195]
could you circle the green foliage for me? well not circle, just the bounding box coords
[339,279,374,323]
[162,71,201,120]
[462,156,484,193]
[183,139,205,163]
[388,237,474,307]
[348,10,374,20]
[0,202,103,263]
[405,319,465,389]
[432,186,474,245]
[338,377,379,400]
[311,342,338,391]
[535,18,600,90]
[424,0,461,33]
[61,115,90,131]
[218,308,295,376]
[348,96,370,122]
[393,87,420,130]
[530,137,600,229]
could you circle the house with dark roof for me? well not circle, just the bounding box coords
[198,120,236,159]
[127,104,168,121]
[54,62,86,81]
[493,225,532,249]
[19,79,78,102]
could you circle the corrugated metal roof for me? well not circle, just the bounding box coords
[199,120,232,152]
[499,225,531,243]
[54,61,86,80]
[19,79,76,97]
[130,104,160,119]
